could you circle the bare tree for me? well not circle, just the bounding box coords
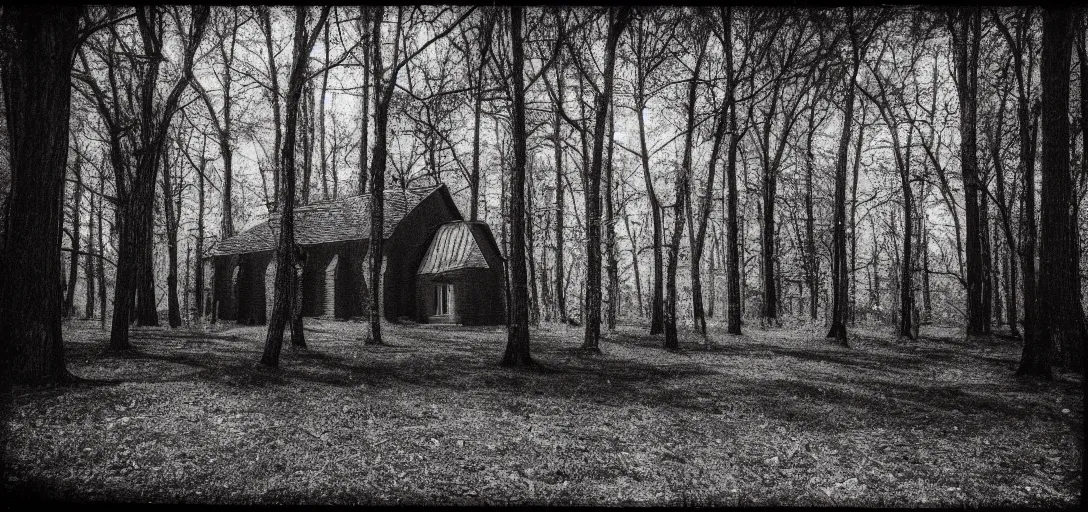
[261,6,331,368]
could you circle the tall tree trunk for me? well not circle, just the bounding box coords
[990,74,1020,337]
[828,9,860,346]
[623,208,644,317]
[980,163,992,333]
[162,143,182,328]
[526,157,540,327]
[262,6,330,366]
[367,5,398,346]
[65,149,82,317]
[723,8,742,336]
[1013,20,1044,376]
[319,21,330,201]
[97,174,107,329]
[84,186,96,320]
[194,156,206,319]
[582,7,630,352]
[220,12,237,237]
[605,95,619,331]
[636,84,665,335]
[469,9,495,221]
[690,29,731,336]
[950,7,988,336]
[553,55,568,324]
[664,29,705,349]
[260,7,283,212]
[1031,7,1087,374]
[804,108,818,321]
[0,5,81,386]
[357,7,370,196]
[503,5,532,366]
[849,105,867,325]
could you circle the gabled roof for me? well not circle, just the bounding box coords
[417,221,492,275]
[213,186,442,256]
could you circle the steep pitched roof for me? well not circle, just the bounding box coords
[417,221,492,275]
[213,186,440,256]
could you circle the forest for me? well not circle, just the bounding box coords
[3,4,1084,379]
[0,5,1085,505]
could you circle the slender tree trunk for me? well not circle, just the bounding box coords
[723,9,742,336]
[97,176,107,330]
[260,7,283,212]
[801,109,818,321]
[319,21,330,201]
[65,149,82,317]
[690,36,732,337]
[357,7,370,196]
[553,55,568,324]
[951,7,988,336]
[849,106,867,325]
[262,6,329,366]
[469,9,495,221]
[195,158,206,319]
[582,7,630,352]
[367,5,396,346]
[162,144,182,328]
[637,91,665,335]
[623,209,644,317]
[526,158,540,327]
[828,11,860,346]
[220,15,237,238]
[84,187,96,320]
[0,5,81,386]
[991,78,1020,337]
[664,31,705,349]
[605,95,619,331]
[503,5,532,366]
[1015,43,1043,375]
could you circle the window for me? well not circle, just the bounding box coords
[434,284,453,315]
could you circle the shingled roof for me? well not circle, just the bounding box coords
[213,186,440,256]
[417,221,492,275]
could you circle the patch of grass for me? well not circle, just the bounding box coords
[2,319,1082,506]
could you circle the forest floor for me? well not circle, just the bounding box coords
[2,318,1083,506]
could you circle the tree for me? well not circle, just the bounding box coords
[993,7,1040,349]
[63,146,83,318]
[73,7,209,350]
[503,6,532,366]
[623,9,675,335]
[0,5,83,387]
[261,6,331,368]
[582,7,631,353]
[948,7,989,337]
[664,18,707,350]
[469,8,497,221]
[160,137,182,328]
[828,7,884,345]
[192,7,246,239]
[366,6,476,345]
[1026,7,1087,376]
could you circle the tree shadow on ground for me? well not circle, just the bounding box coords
[53,321,1082,439]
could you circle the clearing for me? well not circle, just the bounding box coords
[3,319,1083,506]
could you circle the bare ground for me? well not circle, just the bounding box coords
[2,318,1082,506]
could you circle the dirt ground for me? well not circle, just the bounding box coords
[2,318,1082,506]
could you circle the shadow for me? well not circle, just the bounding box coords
[47,320,1083,441]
